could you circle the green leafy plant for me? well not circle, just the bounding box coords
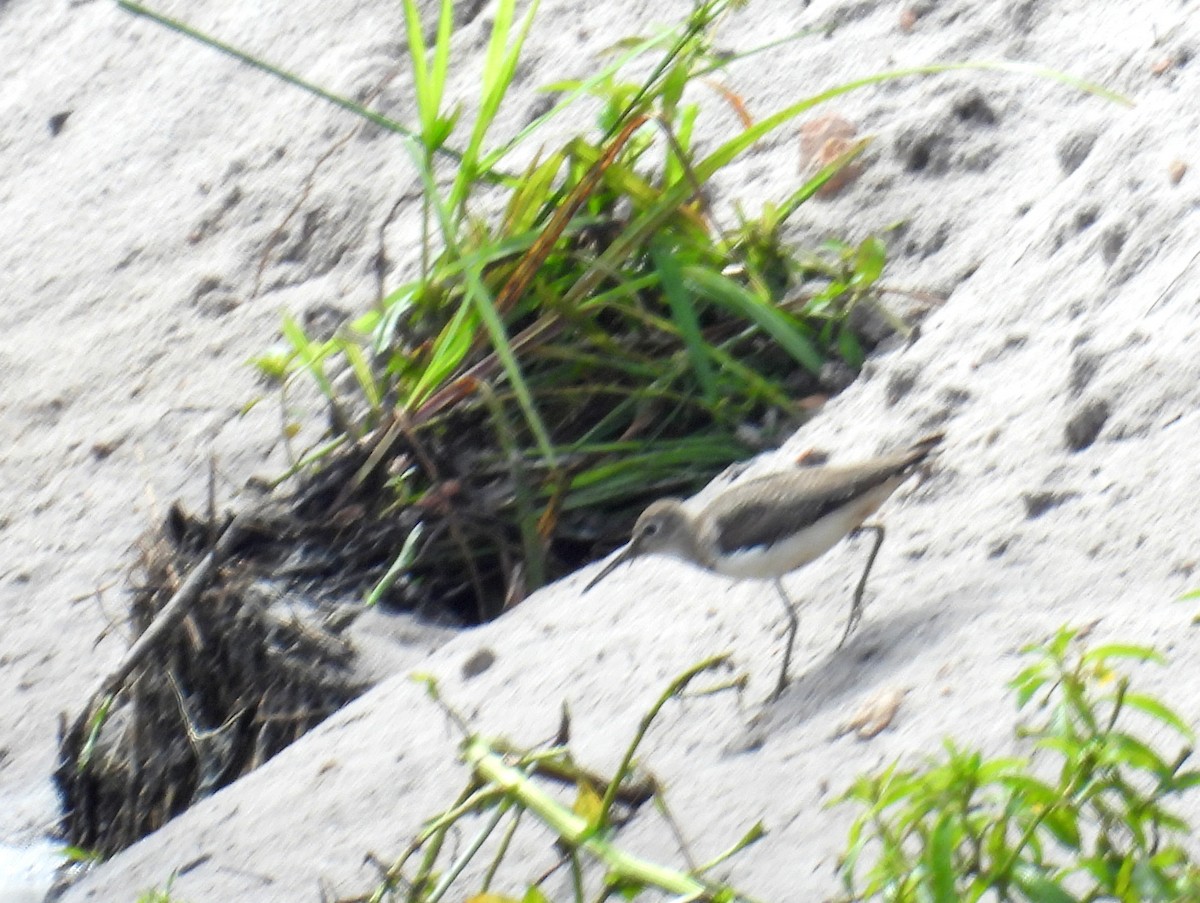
[838,628,1200,902]
[350,657,758,903]
[135,878,187,903]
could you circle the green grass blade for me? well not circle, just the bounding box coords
[775,137,871,223]
[395,130,486,408]
[480,0,516,97]
[650,238,718,405]
[478,381,545,588]
[119,1,421,143]
[430,0,454,122]
[401,0,457,149]
[117,0,523,184]
[694,24,825,77]
[595,0,726,144]
[697,60,1129,183]
[485,0,539,133]
[503,152,566,235]
[681,266,824,374]
[76,695,114,771]
[401,0,432,131]
[368,282,420,356]
[365,524,425,607]
[462,264,559,466]
[482,29,676,171]
[281,313,336,399]
[408,302,476,407]
[705,343,795,408]
[562,437,749,509]
[342,341,383,412]
[450,0,540,210]
[402,130,464,263]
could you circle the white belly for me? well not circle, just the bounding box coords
[706,478,900,580]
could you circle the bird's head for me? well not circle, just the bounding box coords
[582,499,696,592]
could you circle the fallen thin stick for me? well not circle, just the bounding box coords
[76,506,261,720]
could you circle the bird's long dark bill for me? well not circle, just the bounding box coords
[582,545,635,593]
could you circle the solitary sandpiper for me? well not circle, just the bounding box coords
[583,433,943,698]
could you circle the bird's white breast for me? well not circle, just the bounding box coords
[705,477,902,580]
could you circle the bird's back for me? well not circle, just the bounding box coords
[696,435,941,577]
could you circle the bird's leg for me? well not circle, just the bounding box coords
[772,577,799,700]
[839,524,885,648]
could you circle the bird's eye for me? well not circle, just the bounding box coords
[642,521,660,536]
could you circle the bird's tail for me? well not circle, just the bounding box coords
[904,431,945,467]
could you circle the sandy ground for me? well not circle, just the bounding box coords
[3,0,1199,899]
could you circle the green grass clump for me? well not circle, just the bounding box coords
[244,0,890,621]
[120,0,1125,623]
[838,628,1200,902]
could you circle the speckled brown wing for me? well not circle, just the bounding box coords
[705,465,906,555]
[703,434,941,555]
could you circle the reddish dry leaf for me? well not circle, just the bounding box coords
[833,686,907,740]
[799,114,867,197]
[1151,56,1176,76]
